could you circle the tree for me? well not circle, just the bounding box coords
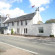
[37,21,43,24]
[45,19,55,23]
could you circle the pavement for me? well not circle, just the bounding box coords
[0,34,38,39]
[0,42,35,55]
[0,34,55,44]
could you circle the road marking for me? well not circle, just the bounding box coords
[0,42,38,55]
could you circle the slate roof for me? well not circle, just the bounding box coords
[0,17,6,19]
[4,12,35,23]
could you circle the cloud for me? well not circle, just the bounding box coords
[0,1,11,9]
[0,1,26,18]
[29,0,52,11]
[29,0,51,7]
[40,7,45,12]
[0,8,26,18]
[7,0,23,3]
[0,0,22,3]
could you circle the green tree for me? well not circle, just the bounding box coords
[45,19,55,23]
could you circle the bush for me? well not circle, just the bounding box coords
[50,35,54,37]
[11,29,14,35]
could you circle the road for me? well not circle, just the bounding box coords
[0,35,55,55]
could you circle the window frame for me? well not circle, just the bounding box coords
[38,27,44,33]
[21,21,23,25]
[25,20,27,25]
[0,23,1,27]
[12,22,14,26]
[17,21,19,26]
[17,28,20,34]
[0,19,1,22]
[24,28,27,33]
[7,23,9,26]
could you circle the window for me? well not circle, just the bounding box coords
[17,22,19,26]
[39,27,44,33]
[24,28,25,33]
[0,15,1,18]
[4,24,5,27]
[0,19,1,22]
[12,22,14,26]
[0,23,1,27]
[24,28,27,33]
[17,28,19,33]
[25,20,27,25]
[21,21,23,25]
[26,28,27,33]
[8,23,9,26]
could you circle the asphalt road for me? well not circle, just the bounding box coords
[0,35,55,55]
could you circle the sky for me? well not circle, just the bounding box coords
[0,0,55,22]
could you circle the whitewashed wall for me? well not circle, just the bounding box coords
[51,23,55,37]
[33,11,42,24]
[25,24,52,37]
[4,19,55,37]
[4,19,33,34]
[17,20,32,34]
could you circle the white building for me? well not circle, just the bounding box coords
[0,15,7,34]
[3,7,55,37]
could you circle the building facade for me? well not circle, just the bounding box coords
[3,8,55,37]
[0,15,7,34]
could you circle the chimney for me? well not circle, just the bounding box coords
[6,14,10,18]
[35,7,39,11]
[33,7,43,24]
[6,14,10,20]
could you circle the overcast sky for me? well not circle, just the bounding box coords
[0,0,55,22]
